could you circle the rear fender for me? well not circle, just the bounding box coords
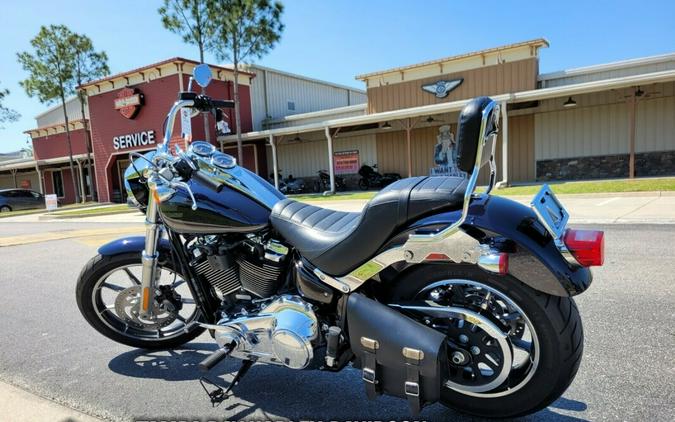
[386,194,592,297]
[98,236,172,256]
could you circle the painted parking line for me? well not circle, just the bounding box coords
[595,197,621,207]
[0,226,143,247]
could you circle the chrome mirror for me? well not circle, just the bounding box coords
[193,64,212,88]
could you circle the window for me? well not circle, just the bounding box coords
[51,171,64,197]
[16,190,33,198]
[30,191,41,199]
[287,101,295,111]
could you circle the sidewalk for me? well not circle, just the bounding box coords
[0,380,101,422]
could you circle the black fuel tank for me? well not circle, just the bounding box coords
[159,166,285,234]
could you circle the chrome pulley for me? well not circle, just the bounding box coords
[408,279,540,398]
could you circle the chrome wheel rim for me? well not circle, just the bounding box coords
[414,279,540,398]
[91,263,200,341]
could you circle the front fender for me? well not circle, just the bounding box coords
[401,194,592,297]
[98,236,172,256]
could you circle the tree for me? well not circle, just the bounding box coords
[207,0,284,163]
[71,33,110,201]
[17,25,82,202]
[159,0,214,142]
[0,82,21,127]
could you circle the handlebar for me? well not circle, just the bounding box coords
[192,169,224,192]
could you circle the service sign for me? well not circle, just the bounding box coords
[45,194,58,211]
[113,130,156,150]
[114,88,144,119]
[334,150,360,174]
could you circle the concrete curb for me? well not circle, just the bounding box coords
[0,379,101,422]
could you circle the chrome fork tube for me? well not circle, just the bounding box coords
[139,193,161,319]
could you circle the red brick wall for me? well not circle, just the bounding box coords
[32,128,89,161]
[43,168,78,204]
[88,73,253,202]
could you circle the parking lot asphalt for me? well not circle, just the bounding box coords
[0,222,673,422]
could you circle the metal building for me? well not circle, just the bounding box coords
[221,39,675,191]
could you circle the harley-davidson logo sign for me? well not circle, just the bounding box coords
[114,88,143,119]
[421,78,464,98]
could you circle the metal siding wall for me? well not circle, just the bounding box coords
[249,69,268,131]
[535,103,630,160]
[270,133,376,177]
[367,58,538,113]
[636,95,675,153]
[508,115,535,182]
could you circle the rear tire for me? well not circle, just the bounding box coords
[0,205,11,212]
[358,179,368,190]
[76,252,206,349]
[389,264,583,418]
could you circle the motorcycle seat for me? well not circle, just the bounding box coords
[270,176,467,276]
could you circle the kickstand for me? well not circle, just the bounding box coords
[199,360,254,407]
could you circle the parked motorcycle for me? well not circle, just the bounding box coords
[76,64,604,418]
[269,172,305,194]
[358,164,401,190]
[314,169,346,192]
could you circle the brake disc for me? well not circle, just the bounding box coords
[114,285,178,330]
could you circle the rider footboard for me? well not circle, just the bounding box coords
[347,294,446,415]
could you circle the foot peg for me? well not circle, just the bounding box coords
[198,343,234,373]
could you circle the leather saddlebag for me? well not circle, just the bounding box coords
[347,294,446,415]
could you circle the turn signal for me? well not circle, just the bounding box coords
[563,229,604,267]
[477,252,509,275]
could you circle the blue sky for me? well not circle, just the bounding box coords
[1,0,674,152]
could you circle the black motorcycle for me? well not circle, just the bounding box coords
[76,64,604,418]
[269,172,305,194]
[358,164,401,190]
[314,169,346,192]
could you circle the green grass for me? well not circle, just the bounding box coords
[0,201,100,219]
[292,177,675,202]
[50,204,138,217]
[490,177,675,196]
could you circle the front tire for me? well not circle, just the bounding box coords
[389,265,583,418]
[76,252,206,349]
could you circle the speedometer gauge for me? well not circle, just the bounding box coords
[189,141,216,157]
[212,152,237,169]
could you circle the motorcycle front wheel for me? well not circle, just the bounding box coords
[76,252,206,349]
[358,178,369,190]
[389,264,583,418]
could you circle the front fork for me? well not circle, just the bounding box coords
[139,194,161,319]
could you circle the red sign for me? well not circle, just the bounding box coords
[114,88,143,119]
[334,150,360,174]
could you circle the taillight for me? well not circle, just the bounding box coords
[563,229,604,267]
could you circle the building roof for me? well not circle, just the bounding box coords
[355,38,549,81]
[24,119,88,137]
[78,57,256,90]
[538,52,675,81]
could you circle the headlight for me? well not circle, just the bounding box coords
[124,151,156,209]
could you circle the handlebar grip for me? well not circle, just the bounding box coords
[192,169,224,192]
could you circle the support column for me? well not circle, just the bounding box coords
[498,101,509,187]
[628,93,637,179]
[268,134,279,190]
[324,127,335,195]
[10,169,17,188]
[35,164,44,194]
[76,160,86,203]
[405,119,413,178]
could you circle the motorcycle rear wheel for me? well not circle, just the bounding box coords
[389,264,583,418]
[76,252,206,349]
[358,178,369,190]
